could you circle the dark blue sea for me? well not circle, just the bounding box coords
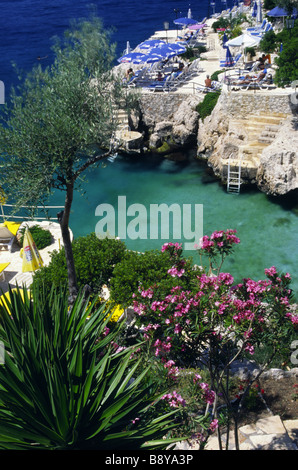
[1,0,298,297]
[0,0,234,92]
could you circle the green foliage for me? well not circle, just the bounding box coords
[18,225,52,250]
[244,46,256,58]
[275,0,298,14]
[109,249,174,307]
[263,0,276,9]
[259,30,278,53]
[0,286,182,450]
[196,91,221,121]
[211,70,224,81]
[0,14,127,209]
[32,234,127,295]
[274,37,298,86]
[109,248,197,308]
[230,25,243,39]
[212,13,248,33]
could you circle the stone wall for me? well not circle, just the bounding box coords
[221,89,293,118]
[138,94,186,128]
[137,93,202,152]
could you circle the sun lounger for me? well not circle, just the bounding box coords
[0,221,21,252]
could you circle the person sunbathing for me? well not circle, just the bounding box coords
[235,69,267,85]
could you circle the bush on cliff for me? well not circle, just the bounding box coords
[196,91,221,121]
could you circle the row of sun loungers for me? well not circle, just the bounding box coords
[126,58,204,92]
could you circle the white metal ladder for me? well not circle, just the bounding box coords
[227,153,242,194]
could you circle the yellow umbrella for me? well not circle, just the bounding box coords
[21,227,44,272]
[0,288,27,315]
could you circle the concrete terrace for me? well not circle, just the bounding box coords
[119,16,292,98]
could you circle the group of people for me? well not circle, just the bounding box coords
[251,53,271,72]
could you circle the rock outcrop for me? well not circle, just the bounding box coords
[256,118,298,195]
[197,90,297,194]
[138,93,202,154]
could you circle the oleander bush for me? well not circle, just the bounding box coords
[124,232,298,449]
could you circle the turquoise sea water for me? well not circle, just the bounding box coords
[1,1,297,298]
[51,152,298,298]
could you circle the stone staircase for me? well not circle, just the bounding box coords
[226,112,288,192]
[111,104,143,153]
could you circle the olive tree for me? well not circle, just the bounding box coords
[0,14,136,302]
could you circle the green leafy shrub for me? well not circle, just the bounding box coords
[211,70,224,81]
[259,30,278,53]
[18,225,52,250]
[0,286,183,450]
[274,37,298,86]
[32,233,126,296]
[109,248,196,308]
[196,91,221,121]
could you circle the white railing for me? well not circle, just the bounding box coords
[0,203,64,222]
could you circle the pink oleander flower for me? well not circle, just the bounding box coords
[103,326,110,337]
[209,419,219,433]
[193,373,202,384]
[167,266,185,277]
[199,382,215,404]
[174,323,182,334]
[286,312,298,324]
[245,343,255,355]
[161,391,186,408]
[265,266,277,277]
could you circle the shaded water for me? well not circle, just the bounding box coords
[52,152,298,298]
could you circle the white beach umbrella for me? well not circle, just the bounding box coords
[225,33,261,48]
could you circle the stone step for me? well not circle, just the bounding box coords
[247,116,284,126]
[254,111,288,118]
[260,130,277,138]
[258,136,275,144]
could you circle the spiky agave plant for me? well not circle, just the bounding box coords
[0,285,183,450]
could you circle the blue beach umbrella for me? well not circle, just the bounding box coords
[173,17,198,26]
[251,1,257,18]
[117,52,147,63]
[222,32,228,48]
[224,46,234,67]
[137,39,166,50]
[266,6,288,17]
[142,51,164,63]
[165,43,186,54]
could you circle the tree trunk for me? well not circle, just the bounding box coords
[58,181,78,304]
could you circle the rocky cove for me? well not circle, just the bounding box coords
[125,86,298,197]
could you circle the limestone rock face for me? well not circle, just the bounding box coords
[197,97,248,179]
[143,94,201,152]
[197,97,230,160]
[256,119,298,195]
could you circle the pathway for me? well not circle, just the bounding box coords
[175,416,298,450]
